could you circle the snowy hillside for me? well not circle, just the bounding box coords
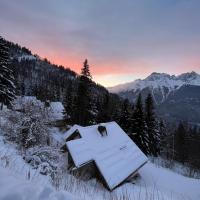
[0,133,200,200]
[0,156,200,200]
[0,167,78,200]
[108,71,200,94]
[0,97,200,200]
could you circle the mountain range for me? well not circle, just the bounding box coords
[108,72,200,124]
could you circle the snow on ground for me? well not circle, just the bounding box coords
[0,166,78,200]
[110,162,200,200]
[12,96,65,122]
[0,121,199,200]
[1,157,199,200]
[56,128,200,200]
[138,163,200,200]
[50,127,65,144]
[0,135,46,184]
[0,135,77,200]
[49,102,64,121]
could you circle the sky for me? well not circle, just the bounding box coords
[0,0,200,87]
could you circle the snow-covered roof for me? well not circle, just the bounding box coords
[49,102,64,120]
[64,121,148,190]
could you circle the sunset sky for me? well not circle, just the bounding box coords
[0,0,200,87]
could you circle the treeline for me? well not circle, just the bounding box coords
[116,93,163,156]
[161,122,200,171]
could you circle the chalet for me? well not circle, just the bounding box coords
[62,121,148,190]
[13,96,65,128]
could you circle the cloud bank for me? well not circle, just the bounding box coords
[0,0,200,86]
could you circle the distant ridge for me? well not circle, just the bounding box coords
[108,71,200,94]
[108,71,200,124]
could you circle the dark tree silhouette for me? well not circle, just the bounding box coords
[74,59,92,125]
[130,93,149,154]
[0,36,16,109]
[145,93,160,156]
[119,99,131,133]
[174,122,188,164]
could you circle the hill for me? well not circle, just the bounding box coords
[4,38,124,124]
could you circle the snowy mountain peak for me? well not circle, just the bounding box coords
[146,72,172,81]
[177,71,200,81]
[108,71,200,94]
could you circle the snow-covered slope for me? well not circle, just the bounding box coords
[108,71,200,94]
[138,163,200,200]
[1,161,200,200]
[0,129,200,200]
[0,166,78,200]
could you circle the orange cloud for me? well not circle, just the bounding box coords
[20,40,200,87]
[28,42,156,78]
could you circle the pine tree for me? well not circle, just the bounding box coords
[0,36,16,109]
[119,99,131,133]
[174,122,188,164]
[159,119,168,157]
[81,59,92,79]
[74,59,92,125]
[145,93,160,156]
[96,92,111,123]
[63,81,73,124]
[130,93,149,154]
[187,126,200,169]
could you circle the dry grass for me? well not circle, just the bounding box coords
[50,169,177,200]
[151,157,200,179]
